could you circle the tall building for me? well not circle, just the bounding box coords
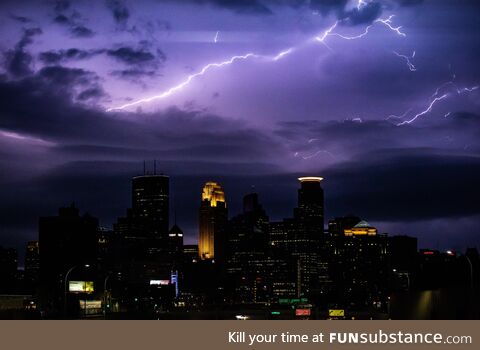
[112,173,174,302]
[0,246,18,294]
[294,177,325,295]
[198,182,227,262]
[226,192,270,303]
[295,177,324,228]
[38,203,99,317]
[268,177,326,297]
[131,174,170,239]
[24,241,40,287]
[330,220,389,310]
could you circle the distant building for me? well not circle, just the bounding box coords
[268,177,326,297]
[198,182,227,262]
[0,246,18,293]
[295,177,325,228]
[131,174,170,238]
[24,241,40,287]
[38,203,98,317]
[183,245,199,264]
[344,220,378,236]
[330,220,389,310]
[389,236,417,271]
[328,215,361,236]
[168,224,184,268]
[226,192,270,303]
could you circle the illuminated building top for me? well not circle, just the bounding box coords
[298,176,324,182]
[344,220,377,236]
[201,182,226,207]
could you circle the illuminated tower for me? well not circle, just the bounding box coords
[294,176,325,295]
[296,176,324,229]
[198,182,227,261]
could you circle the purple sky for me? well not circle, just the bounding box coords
[0,0,479,258]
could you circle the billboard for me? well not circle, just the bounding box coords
[329,309,345,317]
[295,309,311,316]
[79,300,102,309]
[150,280,169,285]
[69,281,94,293]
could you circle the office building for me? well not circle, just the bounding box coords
[198,182,227,262]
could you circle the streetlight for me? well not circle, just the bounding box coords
[63,264,90,318]
[103,273,112,320]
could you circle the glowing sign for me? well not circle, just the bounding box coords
[295,309,311,316]
[150,280,169,285]
[69,281,94,293]
[328,309,345,317]
[79,300,102,309]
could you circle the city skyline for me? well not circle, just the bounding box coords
[2,167,476,264]
[1,0,480,263]
[2,170,477,320]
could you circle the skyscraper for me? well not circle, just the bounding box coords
[295,177,324,228]
[198,182,227,261]
[38,203,98,317]
[131,174,170,239]
[113,172,173,289]
[226,192,270,303]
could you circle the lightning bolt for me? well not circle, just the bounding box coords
[357,0,369,10]
[397,94,449,125]
[385,108,412,121]
[396,81,479,126]
[316,15,406,43]
[295,149,337,160]
[0,129,54,146]
[214,31,219,43]
[106,48,299,111]
[107,53,259,111]
[393,50,416,71]
[108,15,406,112]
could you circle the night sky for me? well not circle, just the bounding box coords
[1,0,479,258]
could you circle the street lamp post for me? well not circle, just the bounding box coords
[64,265,78,319]
[104,274,112,320]
[63,264,90,319]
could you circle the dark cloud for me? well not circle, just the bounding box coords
[9,14,32,23]
[107,47,155,65]
[343,1,383,25]
[38,65,99,87]
[77,87,106,101]
[110,68,158,81]
[106,0,130,29]
[38,48,102,64]
[52,1,95,38]
[191,0,273,14]
[53,14,70,24]
[106,47,164,65]
[393,0,424,6]
[0,65,106,107]
[308,0,348,15]
[71,25,95,38]
[324,152,480,221]
[105,47,166,80]
[54,0,71,13]
[3,27,42,77]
